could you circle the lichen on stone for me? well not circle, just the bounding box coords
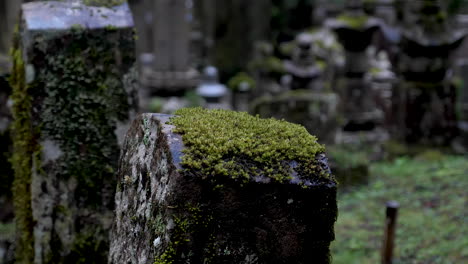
[170,108,329,185]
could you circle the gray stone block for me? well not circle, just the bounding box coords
[110,111,337,264]
[10,1,137,263]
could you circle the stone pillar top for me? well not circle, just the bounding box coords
[110,110,337,263]
[22,1,133,31]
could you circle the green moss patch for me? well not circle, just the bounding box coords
[170,108,328,184]
[337,14,369,29]
[31,25,134,206]
[82,0,126,8]
[10,29,36,264]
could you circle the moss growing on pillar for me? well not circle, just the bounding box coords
[9,27,36,264]
[30,25,134,206]
[12,2,137,262]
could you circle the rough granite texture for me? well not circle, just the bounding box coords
[11,1,137,263]
[109,112,337,264]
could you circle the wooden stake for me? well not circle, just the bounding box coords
[382,200,399,264]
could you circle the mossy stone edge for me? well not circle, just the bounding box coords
[170,108,334,186]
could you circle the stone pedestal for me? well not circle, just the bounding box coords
[394,81,458,145]
[109,110,337,264]
[10,1,137,263]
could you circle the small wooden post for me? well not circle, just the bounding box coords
[382,200,399,264]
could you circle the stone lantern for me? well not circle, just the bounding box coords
[196,66,230,109]
[326,0,381,77]
[394,0,466,145]
[283,33,323,91]
[325,0,385,141]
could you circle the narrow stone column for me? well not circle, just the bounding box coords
[109,108,337,264]
[10,1,137,263]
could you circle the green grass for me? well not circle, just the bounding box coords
[332,155,468,264]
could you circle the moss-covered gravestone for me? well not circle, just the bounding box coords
[10,1,137,263]
[109,108,337,264]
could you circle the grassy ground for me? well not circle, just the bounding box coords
[331,155,468,264]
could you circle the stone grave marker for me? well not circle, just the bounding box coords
[109,108,337,264]
[10,1,137,262]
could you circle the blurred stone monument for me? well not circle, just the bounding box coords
[140,0,199,96]
[454,9,468,151]
[195,66,230,109]
[283,33,323,91]
[213,0,271,76]
[394,0,466,145]
[193,0,216,65]
[0,0,22,74]
[249,42,285,97]
[366,48,397,127]
[326,0,387,144]
[250,30,341,144]
[128,0,154,55]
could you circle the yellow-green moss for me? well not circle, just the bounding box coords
[337,14,369,29]
[170,108,328,184]
[9,27,36,264]
[82,0,126,7]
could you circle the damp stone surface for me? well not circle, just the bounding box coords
[109,109,337,264]
[10,1,137,263]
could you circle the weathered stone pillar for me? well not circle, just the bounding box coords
[128,0,153,55]
[10,1,137,263]
[0,0,23,73]
[109,108,337,264]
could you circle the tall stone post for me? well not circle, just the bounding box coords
[153,0,190,72]
[0,0,23,73]
[140,0,199,95]
[10,1,137,263]
[109,108,338,264]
